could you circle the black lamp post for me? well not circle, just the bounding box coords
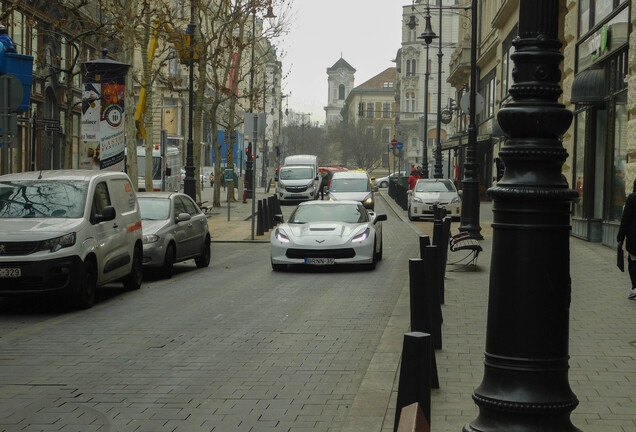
[183,1,196,200]
[417,6,437,179]
[463,1,580,431]
[433,6,443,179]
[458,0,482,239]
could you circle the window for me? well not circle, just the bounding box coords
[411,59,417,76]
[405,93,416,113]
[358,103,364,117]
[168,48,180,78]
[366,103,374,118]
[579,0,627,37]
[338,84,345,100]
[573,111,586,218]
[501,26,517,104]
[382,128,390,143]
[383,103,391,118]
[406,60,411,76]
[611,92,627,221]
[478,70,496,123]
[91,182,112,223]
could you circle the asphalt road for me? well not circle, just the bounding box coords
[0,195,419,432]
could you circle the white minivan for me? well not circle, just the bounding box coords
[0,170,144,308]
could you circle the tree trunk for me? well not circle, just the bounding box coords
[124,0,139,189]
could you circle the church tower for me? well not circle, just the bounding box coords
[325,57,356,126]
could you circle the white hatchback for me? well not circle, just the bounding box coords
[0,170,144,308]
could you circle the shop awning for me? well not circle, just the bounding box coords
[571,67,606,104]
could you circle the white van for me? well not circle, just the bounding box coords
[0,170,144,308]
[133,145,181,192]
[277,165,319,202]
[282,155,319,200]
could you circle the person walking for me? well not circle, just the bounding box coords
[407,168,420,190]
[617,178,636,300]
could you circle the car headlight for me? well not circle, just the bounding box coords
[364,197,374,205]
[278,181,286,188]
[275,228,290,243]
[40,233,76,252]
[450,196,461,204]
[143,234,160,244]
[307,182,315,189]
[412,197,423,203]
[352,228,370,243]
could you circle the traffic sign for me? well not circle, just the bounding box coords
[0,74,24,112]
[396,141,403,150]
[391,139,397,147]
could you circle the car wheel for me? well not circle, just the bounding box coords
[161,243,176,279]
[195,236,211,268]
[75,258,97,309]
[123,246,143,290]
[380,181,388,188]
[408,206,417,221]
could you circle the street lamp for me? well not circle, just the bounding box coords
[183,1,197,200]
[458,0,483,239]
[416,5,437,179]
[433,5,443,179]
[463,1,580,431]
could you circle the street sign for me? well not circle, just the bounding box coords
[460,92,485,115]
[396,141,403,150]
[391,139,397,147]
[441,109,453,124]
[0,74,24,112]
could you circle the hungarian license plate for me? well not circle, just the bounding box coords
[0,268,21,278]
[291,194,303,198]
[305,258,335,265]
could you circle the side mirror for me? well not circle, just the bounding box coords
[95,205,116,223]
[166,167,172,176]
[374,214,388,222]
[274,214,285,223]
[176,212,191,223]
[458,189,463,197]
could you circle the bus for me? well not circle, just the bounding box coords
[133,145,182,192]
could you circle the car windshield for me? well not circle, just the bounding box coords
[329,178,370,192]
[0,180,88,219]
[289,204,368,224]
[279,167,314,180]
[415,180,455,193]
[138,197,171,220]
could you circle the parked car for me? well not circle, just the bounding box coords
[0,170,143,308]
[270,200,387,271]
[375,171,407,188]
[408,178,462,221]
[137,192,211,278]
[328,170,376,210]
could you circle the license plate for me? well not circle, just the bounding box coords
[305,258,335,265]
[291,194,303,198]
[0,268,21,278]
[428,205,445,210]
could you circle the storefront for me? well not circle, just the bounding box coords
[570,2,629,245]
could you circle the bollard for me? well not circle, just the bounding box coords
[409,259,431,334]
[394,332,433,432]
[262,198,269,233]
[268,196,275,229]
[432,217,448,305]
[419,235,431,260]
[423,246,442,350]
[256,200,264,236]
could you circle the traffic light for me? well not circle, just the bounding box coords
[449,98,457,111]
[245,143,252,160]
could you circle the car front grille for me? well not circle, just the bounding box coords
[285,185,308,192]
[286,248,356,259]
[0,242,40,256]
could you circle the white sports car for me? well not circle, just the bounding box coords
[270,200,387,271]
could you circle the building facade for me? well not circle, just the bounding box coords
[325,57,356,127]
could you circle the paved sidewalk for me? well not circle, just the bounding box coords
[197,183,277,243]
[345,192,636,432]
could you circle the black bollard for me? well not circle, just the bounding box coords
[393,332,432,432]
[423,245,442,350]
[419,235,431,260]
[409,259,431,334]
[268,196,275,229]
[262,198,269,233]
[257,200,264,236]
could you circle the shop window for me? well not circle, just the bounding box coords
[610,92,627,222]
[574,112,586,218]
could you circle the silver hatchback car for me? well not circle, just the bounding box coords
[138,192,211,278]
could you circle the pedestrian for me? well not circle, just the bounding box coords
[209,172,215,188]
[0,25,17,53]
[319,169,329,199]
[407,168,420,190]
[617,178,636,300]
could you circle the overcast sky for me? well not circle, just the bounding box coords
[274,1,403,125]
